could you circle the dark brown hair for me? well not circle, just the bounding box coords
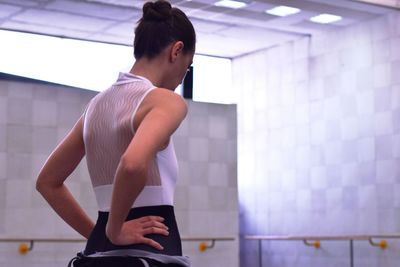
[134,0,196,59]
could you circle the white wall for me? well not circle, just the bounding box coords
[0,77,238,267]
[234,13,400,267]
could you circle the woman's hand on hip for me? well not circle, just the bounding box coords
[106,216,169,249]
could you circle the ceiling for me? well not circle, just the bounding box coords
[0,0,398,58]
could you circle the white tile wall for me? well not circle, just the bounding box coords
[32,127,58,154]
[0,126,6,152]
[32,100,58,127]
[7,81,33,98]
[7,125,32,153]
[235,12,400,267]
[7,98,32,125]
[188,137,209,162]
[57,102,83,127]
[7,152,32,180]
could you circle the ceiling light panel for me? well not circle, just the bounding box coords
[266,6,301,17]
[310,13,342,24]
[214,0,247,9]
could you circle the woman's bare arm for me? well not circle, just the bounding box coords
[105,89,187,248]
[36,116,94,239]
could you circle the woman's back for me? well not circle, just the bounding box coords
[82,72,184,257]
[83,72,179,212]
[84,73,153,188]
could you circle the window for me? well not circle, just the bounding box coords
[0,30,234,104]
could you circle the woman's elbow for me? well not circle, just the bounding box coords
[35,177,46,193]
[35,175,58,193]
[119,156,147,176]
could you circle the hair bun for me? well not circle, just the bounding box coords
[142,1,172,22]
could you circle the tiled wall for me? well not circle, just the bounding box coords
[234,13,400,267]
[0,78,238,267]
[174,101,239,267]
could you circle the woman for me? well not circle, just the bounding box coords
[36,1,196,266]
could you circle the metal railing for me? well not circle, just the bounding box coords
[0,236,235,253]
[245,234,400,267]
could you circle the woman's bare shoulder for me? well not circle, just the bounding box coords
[132,88,188,132]
[143,88,187,112]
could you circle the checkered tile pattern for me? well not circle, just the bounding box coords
[236,13,400,267]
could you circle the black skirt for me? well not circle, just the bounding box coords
[85,205,183,256]
[69,205,185,267]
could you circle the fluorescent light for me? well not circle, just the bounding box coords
[266,6,301,17]
[310,13,342,24]
[214,0,247,9]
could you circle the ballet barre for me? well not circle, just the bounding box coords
[0,236,235,254]
[245,234,400,267]
[182,237,235,251]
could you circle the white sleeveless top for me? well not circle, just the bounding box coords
[83,72,179,212]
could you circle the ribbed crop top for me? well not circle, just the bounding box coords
[83,72,179,211]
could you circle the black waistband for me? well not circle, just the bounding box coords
[84,205,182,256]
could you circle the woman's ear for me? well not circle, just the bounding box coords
[170,41,184,62]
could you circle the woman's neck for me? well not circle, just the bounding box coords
[130,58,166,88]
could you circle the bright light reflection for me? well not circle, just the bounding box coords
[193,55,234,104]
[266,6,301,17]
[0,30,132,91]
[310,13,342,24]
[214,0,247,9]
[0,30,234,104]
